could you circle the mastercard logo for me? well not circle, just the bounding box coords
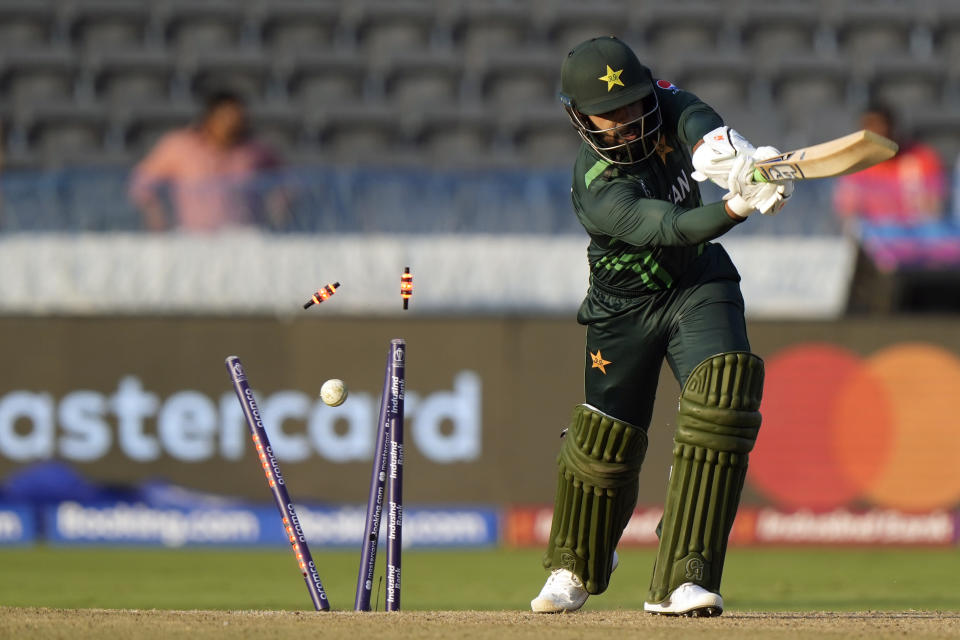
[748,342,960,512]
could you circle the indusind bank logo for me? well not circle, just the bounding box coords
[749,342,960,512]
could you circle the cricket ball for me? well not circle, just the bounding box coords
[320,379,348,407]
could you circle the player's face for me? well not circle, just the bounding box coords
[587,100,650,144]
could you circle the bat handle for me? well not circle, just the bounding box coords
[752,168,768,183]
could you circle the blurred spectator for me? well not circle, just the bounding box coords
[832,103,946,227]
[129,90,285,232]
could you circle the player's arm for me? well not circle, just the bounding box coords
[582,180,740,247]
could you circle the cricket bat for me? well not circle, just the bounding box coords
[752,129,898,182]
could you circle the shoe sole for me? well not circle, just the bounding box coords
[530,599,585,614]
[646,605,723,617]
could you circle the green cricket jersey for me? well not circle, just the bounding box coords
[572,82,742,299]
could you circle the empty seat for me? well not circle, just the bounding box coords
[380,54,463,109]
[347,2,437,55]
[544,4,631,55]
[257,1,342,53]
[931,6,960,59]
[767,56,849,122]
[284,53,368,108]
[632,4,726,58]
[247,104,303,158]
[22,105,110,165]
[736,5,822,59]
[62,1,151,52]
[186,51,276,104]
[89,50,177,107]
[833,5,918,59]
[865,56,945,115]
[671,54,755,115]
[0,0,55,52]
[159,0,249,54]
[313,105,411,165]
[121,103,196,158]
[908,108,960,169]
[503,107,579,167]
[475,50,559,110]
[449,2,533,57]
[409,108,496,167]
[0,50,78,107]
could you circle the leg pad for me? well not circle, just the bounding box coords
[543,404,648,594]
[648,352,764,604]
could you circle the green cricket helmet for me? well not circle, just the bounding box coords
[560,36,662,165]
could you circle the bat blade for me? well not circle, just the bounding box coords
[753,130,898,182]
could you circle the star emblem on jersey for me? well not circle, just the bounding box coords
[590,350,612,374]
[598,65,624,92]
[655,137,674,163]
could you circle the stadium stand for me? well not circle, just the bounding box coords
[0,0,955,236]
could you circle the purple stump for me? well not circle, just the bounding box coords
[226,356,330,611]
[385,339,405,611]
[354,339,406,611]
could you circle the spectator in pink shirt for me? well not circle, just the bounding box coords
[129,90,284,232]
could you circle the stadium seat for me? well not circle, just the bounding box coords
[865,56,946,116]
[408,107,496,167]
[474,50,559,110]
[379,53,463,110]
[89,50,177,107]
[908,108,960,170]
[185,51,277,105]
[632,4,727,60]
[671,54,755,116]
[0,0,56,52]
[61,0,151,53]
[22,105,110,165]
[247,104,304,159]
[543,4,632,56]
[503,107,579,167]
[832,4,918,59]
[313,105,413,165]
[0,50,78,108]
[736,5,823,60]
[448,2,533,58]
[767,56,850,123]
[158,0,250,55]
[346,1,438,55]
[256,1,342,53]
[284,52,369,108]
[930,4,960,59]
[120,103,196,158]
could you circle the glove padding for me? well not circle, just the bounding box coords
[691,126,756,188]
[725,147,794,217]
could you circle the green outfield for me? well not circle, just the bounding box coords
[1,547,958,612]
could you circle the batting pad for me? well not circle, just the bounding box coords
[543,404,647,594]
[648,352,764,604]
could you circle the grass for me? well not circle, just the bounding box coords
[0,547,957,612]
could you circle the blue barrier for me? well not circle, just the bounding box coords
[0,166,839,235]
[43,501,499,548]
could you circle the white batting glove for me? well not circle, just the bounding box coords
[691,126,756,189]
[724,153,790,217]
[750,146,794,215]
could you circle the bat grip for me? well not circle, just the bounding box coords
[752,168,767,183]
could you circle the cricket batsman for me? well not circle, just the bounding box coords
[530,36,793,616]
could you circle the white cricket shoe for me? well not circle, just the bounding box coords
[643,582,723,617]
[530,551,618,613]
